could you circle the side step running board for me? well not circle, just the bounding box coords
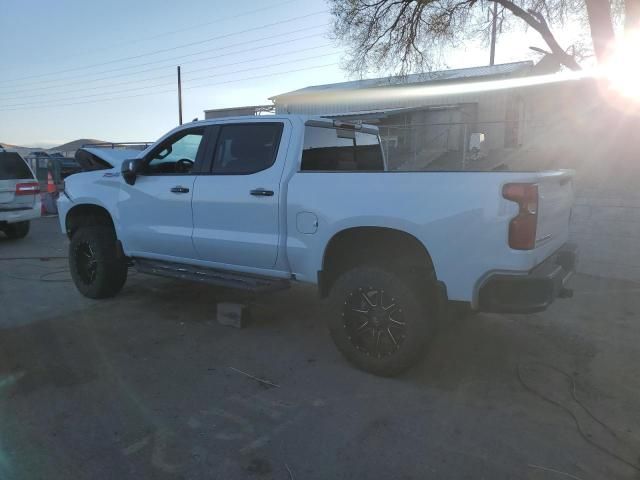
[134,258,290,293]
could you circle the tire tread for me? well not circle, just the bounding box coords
[69,226,127,299]
[326,266,436,377]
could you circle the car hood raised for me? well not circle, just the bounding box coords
[75,148,144,171]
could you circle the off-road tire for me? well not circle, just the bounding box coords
[327,266,437,377]
[69,226,127,299]
[4,221,30,239]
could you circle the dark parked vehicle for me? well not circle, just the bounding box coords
[50,153,82,178]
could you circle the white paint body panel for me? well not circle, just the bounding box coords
[191,119,294,269]
[286,171,572,304]
[58,115,574,308]
[118,174,198,260]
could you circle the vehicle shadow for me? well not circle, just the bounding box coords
[1,274,638,480]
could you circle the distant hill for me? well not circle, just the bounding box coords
[0,142,31,150]
[1,139,108,157]
[0,142,43,156]
[48,139,106,153]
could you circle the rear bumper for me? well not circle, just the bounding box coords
[0,203,40,224]
[478,243,577,314]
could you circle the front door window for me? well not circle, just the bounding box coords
[145,130,204,175]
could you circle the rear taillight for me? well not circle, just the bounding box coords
[502,183,538,250]
[15,181,40,196]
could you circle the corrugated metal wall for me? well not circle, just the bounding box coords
[275,89,513,151]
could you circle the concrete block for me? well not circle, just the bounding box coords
[217,303,251,329]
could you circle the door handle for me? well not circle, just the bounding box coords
[170,186,190,194]
[250,188,274,197]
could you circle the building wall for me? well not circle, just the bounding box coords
[278,89,504,136]
[518,80,640,282]
[276,86,515,154]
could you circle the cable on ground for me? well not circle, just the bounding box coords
[0,256,68,261]
[517,361,640,473]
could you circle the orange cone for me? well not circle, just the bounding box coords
[46,171,56,193]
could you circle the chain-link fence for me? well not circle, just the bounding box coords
[378,120,527,172]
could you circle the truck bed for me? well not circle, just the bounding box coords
[286,169,574,306]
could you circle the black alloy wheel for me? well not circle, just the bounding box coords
[342,287,407,358]
[327,266,437,376]
[74,240,98,285]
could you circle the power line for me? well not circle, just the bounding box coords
[186,53,339,86]
[0,52,338,107]
[0,78,173,108]
[0,11,328,85]
[0,75,175,102]
[57,0,299,61]
[0,28,329,94]
[0,63,338,112]
[1,54,340,109]
[185,62,338,91]
[0,44,334,102]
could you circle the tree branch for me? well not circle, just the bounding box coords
[584,0,615,62]
[330,0,585,75]
[491,0,581,70]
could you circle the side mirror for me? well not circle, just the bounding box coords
[122,158,141,185]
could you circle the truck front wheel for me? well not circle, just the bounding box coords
[69,226,128,299]
[326,266,436,377]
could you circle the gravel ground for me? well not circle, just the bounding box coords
[0,217,639,480]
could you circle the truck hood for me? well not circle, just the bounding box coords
[75,148,143,171]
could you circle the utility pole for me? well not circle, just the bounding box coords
[177,66,183,125]
[489,2,498,66]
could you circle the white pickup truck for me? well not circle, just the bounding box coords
[58,115,576,376]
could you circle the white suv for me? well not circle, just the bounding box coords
[0,149,40,239]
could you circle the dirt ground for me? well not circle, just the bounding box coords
[0,217,639,480]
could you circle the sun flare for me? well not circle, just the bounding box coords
[602,30,640,101]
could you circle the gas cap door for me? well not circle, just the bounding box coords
[296,211,319,234]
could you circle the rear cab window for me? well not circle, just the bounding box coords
[0,152,35,180]
[301,123,385,171]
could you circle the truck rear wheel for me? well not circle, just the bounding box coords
[69,226,127,299]
[326,266,436,377]
[4,221,30,239]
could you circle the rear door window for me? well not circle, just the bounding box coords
[0,152,34,180]
[301,126,384,171]
[211,123,283,175]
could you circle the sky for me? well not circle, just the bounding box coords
[0,0,586,147]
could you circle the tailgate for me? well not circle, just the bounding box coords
[0,152,37,209]
[0,179,35,209]
[536,171,574,249]
[0,179,18,205]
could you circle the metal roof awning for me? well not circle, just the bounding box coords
[322,105,461,122]
[271,61,534,100]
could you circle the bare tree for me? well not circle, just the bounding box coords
[330,0,628,75]
[585,0,615,60]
